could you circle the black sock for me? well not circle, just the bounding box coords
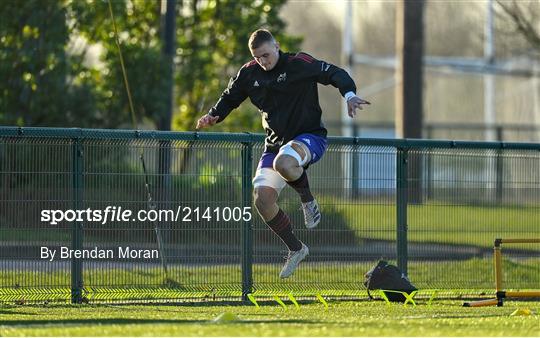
[266,209,302,251]
[287,171,314,203]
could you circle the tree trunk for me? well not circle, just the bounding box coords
[396,0,425,204]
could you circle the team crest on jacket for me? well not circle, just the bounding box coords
[277,72,287,83]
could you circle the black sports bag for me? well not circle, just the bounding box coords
[364,260,417,302]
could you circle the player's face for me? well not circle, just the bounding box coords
[250,41,280,71]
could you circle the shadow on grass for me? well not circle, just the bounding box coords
[168,299,322,307]
[1,318,319,326]
[76,299,324,307]
[398,313,511,320]
[0,309,37,315]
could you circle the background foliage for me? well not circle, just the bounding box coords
[0,0,301,131]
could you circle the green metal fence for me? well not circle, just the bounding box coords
[0,127,538,304]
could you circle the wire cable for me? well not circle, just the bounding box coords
[106,0,170,278]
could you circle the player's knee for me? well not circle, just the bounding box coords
[273,155,296,175]
[253,187,277,211]
[274,142,309,174]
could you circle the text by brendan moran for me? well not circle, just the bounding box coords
[40,246,159,261]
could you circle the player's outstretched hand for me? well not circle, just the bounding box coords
[196,114,219,130]
[347,96,371,118]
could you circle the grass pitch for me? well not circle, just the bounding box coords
[1,299,539,336]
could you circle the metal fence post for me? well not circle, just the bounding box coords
[495,149,504,205]
[425,126,433,200]
[396,147,409,275]
[495,128,504,205]
[241,141,253,301]
[351,127,360,198]
[71,138,84,303]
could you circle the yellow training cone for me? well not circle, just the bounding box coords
[510,308,532,316]
[213,312,240,323]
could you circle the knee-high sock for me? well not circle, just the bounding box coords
[287,170,314,203]
[266,209,302,251]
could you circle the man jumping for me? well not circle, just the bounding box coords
[196,29,370,278]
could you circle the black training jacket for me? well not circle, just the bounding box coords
[208,51,357,153]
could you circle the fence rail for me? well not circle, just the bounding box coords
[0,127,538,303]
[326,121,540,143]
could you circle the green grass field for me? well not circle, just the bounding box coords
[320,201,540,248]
[1,193,538,336]
[1,258,539,303]
[1,299,539,336]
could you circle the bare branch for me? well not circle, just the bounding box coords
[496,0,540,51]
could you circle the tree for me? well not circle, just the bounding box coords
[69,0,169,128]
[173,0,301,132]
[0,0,300,131]
[0,0,99,127]
[496,0,540,54]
